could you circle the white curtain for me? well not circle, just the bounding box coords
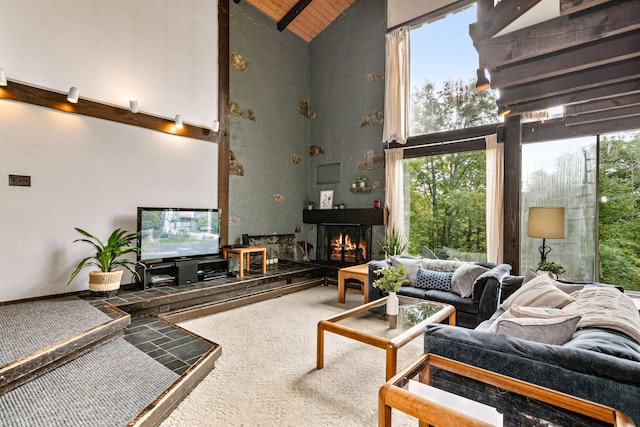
[383,26,410,145]
[385,148,405,240]
[485,134,504,264]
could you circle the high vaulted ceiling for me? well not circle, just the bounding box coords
[243,0,356,42]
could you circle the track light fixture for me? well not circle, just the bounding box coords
[475,68,490,91]
[129,98,139,113]
[497,102,511,117]
[175,114,183,129]
[0,68,7,86]
[67,86,79,103]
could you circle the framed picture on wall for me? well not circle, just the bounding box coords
[319,190,334,209]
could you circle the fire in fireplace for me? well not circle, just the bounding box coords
[317,225,372,265]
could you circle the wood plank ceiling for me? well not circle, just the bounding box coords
[471,0,640,128]
[242,0,355,42]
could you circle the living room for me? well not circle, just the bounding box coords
[1,0,639,425]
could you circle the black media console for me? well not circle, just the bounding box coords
[135,256,229,290]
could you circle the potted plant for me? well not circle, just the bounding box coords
[355,176,369,188]
[376,227,408,256]
[67,227,141,297]
[537,260,566,278]
[305,200,315,210]
[372,265,410,327]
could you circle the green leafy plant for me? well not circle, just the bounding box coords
[67,228,141,285]
[376,227,408,256]
[536,260,566,277]
[305,200,315,208]
[355,176,369,183]
[372,265,409,293]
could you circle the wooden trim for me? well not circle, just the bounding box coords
[0,82,217,142]
[218,0,230,246]
[503,116,521,274]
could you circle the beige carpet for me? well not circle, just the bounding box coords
[161,285,422,426]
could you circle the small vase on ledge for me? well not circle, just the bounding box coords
[387,291,399,329]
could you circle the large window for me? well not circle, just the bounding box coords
[405,151,486,261]
[521,131,640,291]
[403,3,497,260]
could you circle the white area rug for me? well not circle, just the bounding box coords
[161,285,422,426]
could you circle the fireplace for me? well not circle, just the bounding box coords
[317,224,372,265]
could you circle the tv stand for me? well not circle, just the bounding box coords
[136,256,229,290]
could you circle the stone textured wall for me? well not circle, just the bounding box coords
[229,0,386,258]
[229,2,310,244]
[307,0,387,258]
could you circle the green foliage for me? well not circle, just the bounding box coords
[377,227,408,256]
[598,133,640,290]
[536,261,566,276]
[405,151,487,257]
[372,265,409,293]
[67,228,141,285]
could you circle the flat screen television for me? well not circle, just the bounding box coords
[137,207,221,262]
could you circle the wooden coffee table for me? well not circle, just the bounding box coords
[317,296,455,380]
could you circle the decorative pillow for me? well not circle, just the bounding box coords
[450,264,490,298]
[421,258,463,272]
[555,282,585,294]
[488,306,581,345]
[414,268,453,292]
[500,274,575,310]
[390,256,422,284]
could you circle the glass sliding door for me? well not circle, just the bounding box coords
[521,137,597,281]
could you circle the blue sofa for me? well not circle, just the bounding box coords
[367,256,511,328]
[423,274,640,424]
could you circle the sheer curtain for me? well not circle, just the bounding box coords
[385,148,405,240]
[485,134,503,264]
[382,26,410,145]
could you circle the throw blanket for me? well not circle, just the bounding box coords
[563,286,640,344]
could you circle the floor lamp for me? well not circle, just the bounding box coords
[527,206,566,266]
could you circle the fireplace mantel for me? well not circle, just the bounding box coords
[303,208,385,225]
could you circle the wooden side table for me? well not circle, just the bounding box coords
[337,264,369,303]
[222,246,267,278]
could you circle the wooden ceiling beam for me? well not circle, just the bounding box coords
[506,80,640,116]
[469,0,542,43]
[476,0,640,69]
[565,105,640,126]
[498,58,640,106]
[565,93,640,117]
[278,0,314,32]
[560,0,613,15]
[521,116,640,143]
[490,30,640,89]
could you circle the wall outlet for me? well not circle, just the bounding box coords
[9,175,31,187]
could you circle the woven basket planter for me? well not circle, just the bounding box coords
[88,270,124,297]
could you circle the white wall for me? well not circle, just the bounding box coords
[387,0,454,28]
[0,0,219,301]
[0,0,217,127]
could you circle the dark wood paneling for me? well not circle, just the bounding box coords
[521,116,640,143]
[218,0,230,246]
[565,105,640,126]
[502,116,522,274]
[565,93,640,117]
[476,0,640,69]
[303,208,384,225]
[490,30,640,89]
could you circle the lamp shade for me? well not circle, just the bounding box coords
[527,206,566,239]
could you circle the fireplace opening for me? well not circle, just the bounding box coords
[317,225,372,265]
